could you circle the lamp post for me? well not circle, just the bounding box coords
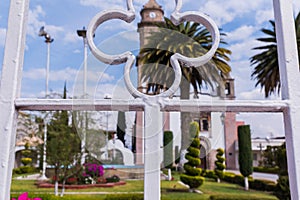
[38,26,53,180]
[77,27,88,164]
[220,112,227,168]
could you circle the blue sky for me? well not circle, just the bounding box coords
[1,0,300,138]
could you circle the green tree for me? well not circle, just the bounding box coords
[139,17,231,155]
[180,121,204,192]
[46,84,81,196]
[116,111,126,146]
[163,131,173,169]
[250,12,300,97]
[214,148,226,183]
[238,125,253,191]
[274,142,290,200]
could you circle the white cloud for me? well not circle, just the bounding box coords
[199,0,272,26]
[229,39,261,60]
[27,5,46,38]
[27,5,75,44]
[0,28,6,46]
[226,25,256,43]
[80,0,126,9]
[22,67,114,83]
[255,9,274,25]
[63,31,80,44]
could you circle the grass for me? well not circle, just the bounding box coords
[11,175,278,200]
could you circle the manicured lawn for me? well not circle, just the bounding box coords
[11,177,278,200]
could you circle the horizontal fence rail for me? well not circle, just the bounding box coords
[15,98,289,113]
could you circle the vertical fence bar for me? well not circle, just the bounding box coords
[144,105,162,200]
[273,0,300,199]
[0,0,29,199]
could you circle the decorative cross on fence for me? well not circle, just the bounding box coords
[0,0,300,200]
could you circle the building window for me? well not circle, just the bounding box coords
[253,153,258,161]
[225,82,231,95]
[202,119,209,131]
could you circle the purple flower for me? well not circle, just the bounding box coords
[12,192,42,200]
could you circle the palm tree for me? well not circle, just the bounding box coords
[250,12,300,98]
[138,17,231,152]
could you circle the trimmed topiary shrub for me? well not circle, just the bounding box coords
[163,131,173,169]
[180,121,204,191]
[238,125,253,190]
[215,148,226,182]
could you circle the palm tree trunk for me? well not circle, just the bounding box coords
[180,79,193,161]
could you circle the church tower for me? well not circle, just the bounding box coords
[134,0,166,164]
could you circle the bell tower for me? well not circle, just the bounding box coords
[134,0,166,165]
[138,0,164,47]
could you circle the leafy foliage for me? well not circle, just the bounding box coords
[139,17,231,98]
[250,12,300,97]
[46,85,82,195]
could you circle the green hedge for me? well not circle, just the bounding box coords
[249,179,276,192]
[13,166,37,174]
[222,172,276,192]
[210,195,276,200]
[201,170,217,180]
[253,166,279,174]
[104,194,144,200]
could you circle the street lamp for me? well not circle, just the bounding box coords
[77,27,88,164]
[38,26,53,180]
[220,112,227,168]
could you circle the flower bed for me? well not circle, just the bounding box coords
[36,181,126,189]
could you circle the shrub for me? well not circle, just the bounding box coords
[104,194,143,200]
[21,158,32,166]
[249,179,276,191]
[253,166,279,174]
[274,175,290,200]
[215,148,226,181]
[222,172,245,185]
[238,125,253,177]
[106,175,120,183]
[19,166,35,174]
[202,170,217,180]
[180,121,204,191]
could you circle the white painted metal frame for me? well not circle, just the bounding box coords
[273,1,300,199]
[0,0,300,200]
[0,0,30,199]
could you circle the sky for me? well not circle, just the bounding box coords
[1,0,300,138]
